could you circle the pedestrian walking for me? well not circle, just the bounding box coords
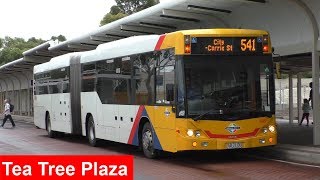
[1,99,15,128]
[309,82,314,124]
[309,82,313,108]
[299,99,311,126]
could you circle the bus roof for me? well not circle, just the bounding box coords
[34,28,270,74]
[34,52,83,74]
[174,28,269,36]
[81,35,161,64]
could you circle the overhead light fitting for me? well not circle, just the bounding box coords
[187,5,231,14]
[120,25,156,35]
[246,0,266,3]
[121,29,154,34]
[120,28,154,35]
[60,49,75,53]
[105,34,128,39]
[90,36,111,43]
[160,15,200,23]
[80,43,98,47]
[139,22,177,30]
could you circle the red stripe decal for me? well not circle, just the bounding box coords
[205,128,260,139]
[127,106,144,144]
[155,35,166,51]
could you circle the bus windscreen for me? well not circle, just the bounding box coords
[181,55,274,120]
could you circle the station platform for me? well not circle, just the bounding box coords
[248,119,320,166]
[8,115,320,165]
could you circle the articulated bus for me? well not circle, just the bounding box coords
[34,29,276,158]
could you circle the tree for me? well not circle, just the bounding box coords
[115,0,158,15]
[0,38,3,49]
[110,5,121,15]
[301,71,312,78]
[0,37,45,65]
[100,12,127,26]
[51,35,67,42]
[100,0,159,26]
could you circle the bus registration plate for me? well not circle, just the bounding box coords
[226,142,243,149]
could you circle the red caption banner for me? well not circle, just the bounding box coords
[0,155,133,180]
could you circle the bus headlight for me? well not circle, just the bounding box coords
[262,128,268,134]
[195,130,201,137]
[187,129,194,137]
[269,125,275,133]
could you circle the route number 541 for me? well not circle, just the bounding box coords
[241,39,256,52]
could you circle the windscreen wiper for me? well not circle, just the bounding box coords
[192,109,223,121]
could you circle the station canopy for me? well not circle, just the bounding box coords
[1,0,319,75]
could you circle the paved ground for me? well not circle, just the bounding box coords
[0,119,320,179]
[277,119,314,146]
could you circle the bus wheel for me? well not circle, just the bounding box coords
[87,117,97,147]
[142,122,158,159]
[46,114,56,138]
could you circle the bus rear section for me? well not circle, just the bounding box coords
[33,53,83,137]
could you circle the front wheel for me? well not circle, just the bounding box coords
[141,122,158,159]
[87,117,98,147]
[46,113,57,138]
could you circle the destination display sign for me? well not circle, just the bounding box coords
[190,37,264,55]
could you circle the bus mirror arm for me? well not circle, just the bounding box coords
[166,84,174,102]
[165,83,176,113]
[171,104,176,113]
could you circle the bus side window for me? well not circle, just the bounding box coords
[155,49,175,105]
[82,63,96,92]
[133,53,155,105]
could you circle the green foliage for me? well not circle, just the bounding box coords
[0,38,3,49]
[281,74,289,79]
[100,13,127,26]
[100,0,159,26]
[301,71,312,78]
[0,36,46,65]
[110,5,121,15]
[115,0,158,15]
[51,35,67,42]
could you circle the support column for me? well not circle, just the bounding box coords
[0,83,2,112]
[21,72,30,116]
[11,75,22,116]
[297,73,302,123]
[289,0,320,148]
[313,51,320,144]
[7,76,15,109]
[0,78,9,100]
[289,73,294,125]
[279,80,282,110]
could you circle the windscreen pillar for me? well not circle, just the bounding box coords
[297,73,302,122]
[289,73,294,125]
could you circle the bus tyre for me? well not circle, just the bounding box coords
[142,122,158,159]
[46,114,56,138]
[87,117,97,147]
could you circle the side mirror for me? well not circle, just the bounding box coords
[166,84,174,102]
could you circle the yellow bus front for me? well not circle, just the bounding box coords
[149,29,277,152]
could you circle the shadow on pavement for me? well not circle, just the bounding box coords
[40,133,261,166]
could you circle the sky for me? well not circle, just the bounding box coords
[0,0,170,41]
